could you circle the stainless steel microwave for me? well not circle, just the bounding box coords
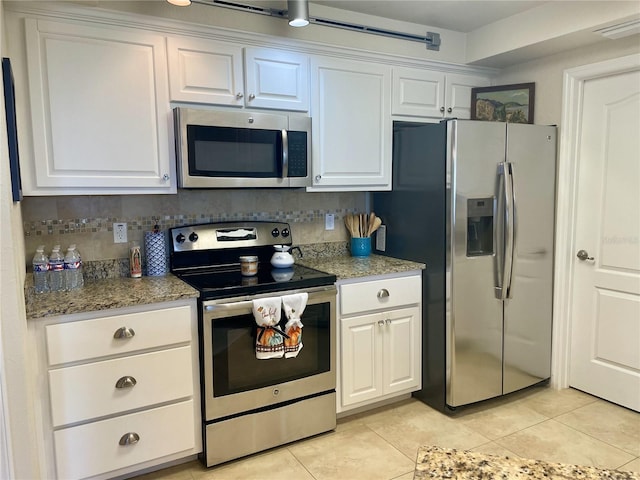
[174,108,311,188]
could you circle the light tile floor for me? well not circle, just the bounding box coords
[135,386,640,480]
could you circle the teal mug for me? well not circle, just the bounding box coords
[350,237,371,257]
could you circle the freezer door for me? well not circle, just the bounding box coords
[503,124,556,394]
[446,120,505,407]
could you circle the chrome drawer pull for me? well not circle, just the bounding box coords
[119,432,140,446]
[377,289,390,299]
[113,327,135,339]
[115,376,137,389]
[378,320,385,327]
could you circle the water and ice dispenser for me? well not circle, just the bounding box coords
[467,198,494,256]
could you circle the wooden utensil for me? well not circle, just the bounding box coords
[369,216,382,236]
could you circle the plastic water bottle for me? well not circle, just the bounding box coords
[48,245,65,292]
[64,244,84,290]
[32,245,49,294]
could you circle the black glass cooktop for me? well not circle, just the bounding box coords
[175,263,336,300]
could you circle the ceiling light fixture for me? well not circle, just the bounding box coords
[165,0,441,50]
[287,0,309,27]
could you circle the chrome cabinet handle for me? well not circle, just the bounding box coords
[576,249,594,261]
[119,432,140,446]
[113,327,135,339]
[439,106,445,113]
[162,173,170,181]
[377,289,390,299]
[248,93,255,100]
[115,376,137,389]
[447,107,452,113]
[236,92,244,99]
[385,319,391,325]
[378,320,385,327]
[315,175,321,182]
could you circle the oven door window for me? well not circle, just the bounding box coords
[211,302,331,397]
[187,125,283,178]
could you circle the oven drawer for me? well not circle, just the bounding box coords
[45,306,192,365]
[49,346,193,427]
[340,275,421,316]
[53,400,195,480]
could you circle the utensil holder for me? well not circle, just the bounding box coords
[350,237,371,257]
[145,231,168,276]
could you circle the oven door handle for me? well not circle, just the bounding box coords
[203,286,337,314]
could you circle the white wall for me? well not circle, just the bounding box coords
[0,0,39,477]
[493,34,640,126]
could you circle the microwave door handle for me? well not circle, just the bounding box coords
[281,129,288,179]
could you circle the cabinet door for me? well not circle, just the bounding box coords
[167,36,244,106]
[310,57,391,191]
[24,19,174,194]
[445,73,491,119]
[383,307,421,395]
[341,312,383,406]
[392,67,444,117]
[244,47,309,111]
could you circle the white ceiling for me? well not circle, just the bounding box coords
[311,0,546,33]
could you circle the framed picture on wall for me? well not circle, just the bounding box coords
[470,82,535,124]
[2,57,22,202]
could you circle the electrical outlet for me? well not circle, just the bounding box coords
[325,213,335,230]
[376,225,386,251]
[113,223,127,243]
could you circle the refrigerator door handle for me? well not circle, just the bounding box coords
[495,162,515,300]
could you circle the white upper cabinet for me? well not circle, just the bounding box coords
[24,19,175,195]
[309,56,392,191]
[167,37,309,111]
[392,67,491,119]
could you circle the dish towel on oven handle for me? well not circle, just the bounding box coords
[282,292,308,358]
[252,297,286,359]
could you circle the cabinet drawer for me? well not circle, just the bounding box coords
[46,306,192,365]
[54,400,195,480]
[49,346,193,427]
[340,275,421,315]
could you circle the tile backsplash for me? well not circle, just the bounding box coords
[21,189,367,266]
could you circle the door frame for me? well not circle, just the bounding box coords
[551,53,640,389]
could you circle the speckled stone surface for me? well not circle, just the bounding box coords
[297,251,425,280]
[25,274,199,320]
[414,445,639,480]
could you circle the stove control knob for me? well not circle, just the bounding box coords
[271,228,280,238]
[176,233,186,244]
[281,228,290,238]
[189,232,198,242]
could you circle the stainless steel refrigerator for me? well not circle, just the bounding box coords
[373,119,556,411]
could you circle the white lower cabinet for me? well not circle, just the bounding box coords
[30,300,201,480]
[338,273,422,413]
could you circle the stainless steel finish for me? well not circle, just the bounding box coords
[282,129,289,179]
[577,249,594,261]
[162,173,170,181]
[385,318,392,325]
[115,376,137,389]
[440,106,445,113]
[174,107,311,188]
[378,319,385,326]
[315,175,321,182]
[495,162,515,300]
[113,326,135,339]
[248,93,255,100]
[201,285,336,421]
[447,107,452,113]
[377,288,390,298]
[446,120,505,407]
[118,432,140,446]
[171,221,291,254]
[502,123,556,395]
[236,92,243,99]
[204,392,336,467]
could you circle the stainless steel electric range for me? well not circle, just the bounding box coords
[169,221,337,467]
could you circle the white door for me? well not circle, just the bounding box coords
[568,65,640,411]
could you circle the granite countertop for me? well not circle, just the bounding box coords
[25,274,199,320]
[414,445,639,480]
[297,253,425,280]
